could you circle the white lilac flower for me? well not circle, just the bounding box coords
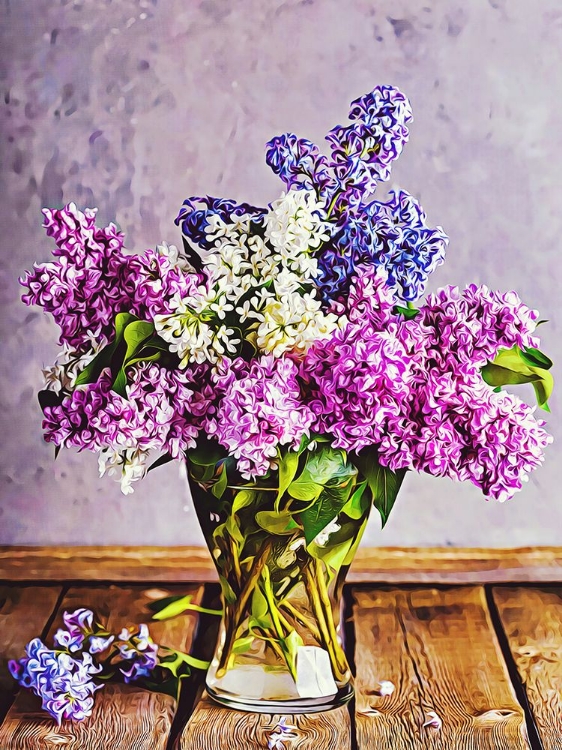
[42,342,103,394]
[98,447,150,495]
[155,241,195,272]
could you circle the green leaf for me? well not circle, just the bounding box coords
[159,648,210,675]
[231,636,255,655]
[393,304,420,320]
[211,464,228,499]
[351,448,406,528]
[282,629,304,678]
[232,489,257,514]
[255,510,300,535]
[123,320,155,353]
[519,346,553,370]
[481,345,554,411]
[74,312,137,387]
[276,450,300,509]
[287,480,323,502]
[295,446,358,545]
[340,480,369,520]
[150,595,222,620]
[112,367,128,398]
[250,586,269,628]
[147,452,174,474]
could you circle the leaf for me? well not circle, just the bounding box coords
[282,629,304,677]
[38,389,64,410]
[519,346,553,370]
[112,367,128,398]
[295,446,358,545]
[287,480,323,502]
[123,320,155,353]
[74,312,137,387]
[250,586,269,628]
[147,452,174,473]
[276,450,300,509]
[188,442,227,468]
[232,489,257,514]
[393,304,420,320]
[340,480,369,520]
[159,648,210,675]
[150,595,222,620]
[351,448,406,528]
[231,636,255,655]
[255,510,300,535]
[211,464,228,499]
[481,345,554,410]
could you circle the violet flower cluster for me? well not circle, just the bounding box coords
[9,609,159,724]
[21,83,552,502]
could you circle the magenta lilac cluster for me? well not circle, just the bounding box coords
[20,83,552,502]
[8,609,159,724]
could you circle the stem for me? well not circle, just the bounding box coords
[280,600,321,643]
[216,539,272,677]
[312,557,348,675]
[302,560,348,682]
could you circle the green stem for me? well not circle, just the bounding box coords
[302,560,347,682]
[216,539,272,677]
[312,557,348,676]
[280,600,321,643]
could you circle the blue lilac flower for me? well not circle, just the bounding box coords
[326,85,413,198]
[9,639,102,725]
[175,196,266,252]
[116,624,159,683]
[265,133,334,196]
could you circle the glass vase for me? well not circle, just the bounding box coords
[188,458,371,714]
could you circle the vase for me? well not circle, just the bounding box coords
[187,450,372,714]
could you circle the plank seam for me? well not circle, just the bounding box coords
[485,585,545,750]
[342,585,359,750]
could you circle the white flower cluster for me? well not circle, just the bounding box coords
[155,189,337,365]
[42,341,103,394]
[98,446,150,495]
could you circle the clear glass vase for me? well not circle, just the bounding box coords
[188,455,371,714]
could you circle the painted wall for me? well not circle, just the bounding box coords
[1,0,560,547]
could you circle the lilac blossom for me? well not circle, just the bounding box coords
[206,356,315,478]
[116,624,159,683]
[302,277,412,453]
[9,639,102,725]
[265,133,334,196]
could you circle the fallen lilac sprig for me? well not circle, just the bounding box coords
[8,608,206,724]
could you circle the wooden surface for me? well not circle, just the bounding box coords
[493,586,562,750]
[0,586,62,723]
[0,584,203,750]
[2,545,562,583]
[352,586,529,749]
[180,694,351,749]
[1,565,562,747]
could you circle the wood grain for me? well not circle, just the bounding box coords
[180,693,351,749]
[351,586,530,749]
[0,584,204,750]
[2,545,562,583]
[0,586,62,722]
[493,586,562,749]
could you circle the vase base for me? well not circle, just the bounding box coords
[206,682,354,714]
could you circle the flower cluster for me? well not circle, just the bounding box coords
[8,609,160,724]
[21,83,552,501]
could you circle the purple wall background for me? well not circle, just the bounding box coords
[1,0,560,547]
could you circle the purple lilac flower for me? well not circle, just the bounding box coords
[265,133,334,197]
[41,364,203,459]
[417,284,539,369]
[9,639,102,725]
[116,624,159,683]
[302,271,411,453]
[21,204,202,350]
[205,356,315,479]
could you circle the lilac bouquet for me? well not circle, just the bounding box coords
[21,84,554,713]
[8,608,205,724]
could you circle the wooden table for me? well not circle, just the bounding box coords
[0,546,561,749]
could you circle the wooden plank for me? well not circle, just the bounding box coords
[0,583,204,750]
[180,693,351,749]
[352,586,530,749]
[493,586,562,749]
[2,545,562,583]
[0,586,62,722]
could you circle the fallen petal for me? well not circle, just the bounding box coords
[423,710,442,730]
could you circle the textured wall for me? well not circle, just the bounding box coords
[0,0,560,547]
